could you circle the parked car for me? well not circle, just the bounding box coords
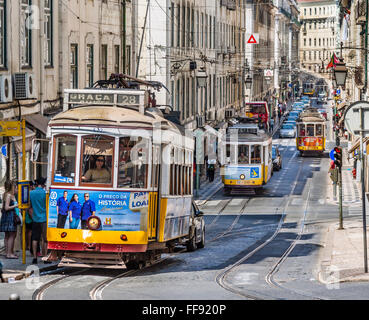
[272,145,282,171]
[279,124,296,138]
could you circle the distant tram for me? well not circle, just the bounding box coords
[296,108,326,156]
[303,82,315,96]
[244,101,269,131]
[221,120,273,195]
[45,75,205,269]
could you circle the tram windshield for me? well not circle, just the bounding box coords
[251,145,261,164]
[238,145,249,164]
[316,124,323,136]
[118,137,148,189]
[306,124,315,137]
[81,135,114,185]
[53,135,77,184]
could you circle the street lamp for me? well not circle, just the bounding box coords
[334,59,348,88]
[196,67,208,88]
[245,75,252,90]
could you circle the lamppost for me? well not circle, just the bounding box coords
[195,67,208,196]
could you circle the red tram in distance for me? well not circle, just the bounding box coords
[244,102,269,130]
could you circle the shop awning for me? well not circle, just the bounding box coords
[10,127,36,153]
[349,137,369,154]
[25,113,50,135]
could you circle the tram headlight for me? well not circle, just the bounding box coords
[240,174,245,180]
[87,216,101,231]
[61,232,67,238]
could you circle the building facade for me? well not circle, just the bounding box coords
[299,0,339,75]
[0,0,135,187]
[136,0,246,131]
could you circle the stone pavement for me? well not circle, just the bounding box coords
[0,241,58,283]
[194,168,223,206]
[317,219,369,284]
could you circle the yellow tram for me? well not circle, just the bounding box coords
[221,122,273,195]
[296,108,326,156]
[45,75,205,268]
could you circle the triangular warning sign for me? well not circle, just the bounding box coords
[247,35,257,44]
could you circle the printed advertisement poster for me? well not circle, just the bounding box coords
[48,189,149,231]
[225,166,261,180]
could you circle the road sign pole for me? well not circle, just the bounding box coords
[360,107,368,273]
[338,166,344,230]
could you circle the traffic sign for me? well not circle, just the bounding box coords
[330,149,336,161]
[246,33,259,44]
[0,121,21,137]
[336,89,341,95]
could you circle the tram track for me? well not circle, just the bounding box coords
[214,155,328,300]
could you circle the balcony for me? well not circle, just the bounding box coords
[355,0,366,25]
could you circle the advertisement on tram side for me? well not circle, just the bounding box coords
[297,137,324,150]
[48,189,149,231]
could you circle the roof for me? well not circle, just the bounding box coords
[48,106,179,131]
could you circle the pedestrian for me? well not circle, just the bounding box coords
[207,161,215,182]
[329,161,338,199]
[0,180,19,259]
[68,194,82,230]
[56,191,69,229]
[29,177,48,264]
[81,193,96,230]
[0,260,4,283]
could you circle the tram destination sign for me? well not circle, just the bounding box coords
[68,92,141,105]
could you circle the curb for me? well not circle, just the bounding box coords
[195,182,223,206]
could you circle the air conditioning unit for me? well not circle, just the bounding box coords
[13,72,35,99]
[0,75,13,103]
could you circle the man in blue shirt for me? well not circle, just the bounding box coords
[56,191,69,229]
[29,177,48,265]
[81,193,96,230]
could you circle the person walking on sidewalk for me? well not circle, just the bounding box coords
[29,177,48,264]
[0,180,19,259]
[329,161,338,199]
[207,161,215,182]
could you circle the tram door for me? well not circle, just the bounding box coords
[148,145,160,240]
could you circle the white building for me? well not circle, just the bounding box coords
[136,0,246,131]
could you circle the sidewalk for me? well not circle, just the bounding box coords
[0,239,58,283]
[317,220,369,284]
[194,168,223,206]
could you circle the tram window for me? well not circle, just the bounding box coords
[53,135,77,184]
[118,137,148,189]
[251,145,261,164]
[238,145,249,164]
[316,124,323,136]
[299,124,306,137]
[307,124,315,137]
[81,135,114,185]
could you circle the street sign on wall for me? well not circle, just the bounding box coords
[0,121,21,137]
[246,33,259,44]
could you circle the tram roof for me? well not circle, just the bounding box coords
[225,132,271,143]
[48,105,182,132]
[297,109,325,123]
